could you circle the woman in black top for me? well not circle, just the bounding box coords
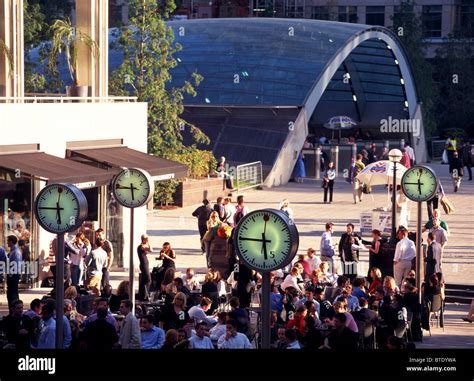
[362,229,383,281]
[137,234,153,301]
[159,242,176,270]
[158,292,190,332]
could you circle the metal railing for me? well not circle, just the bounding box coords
[0,96,138,103]
[236,161,263,192]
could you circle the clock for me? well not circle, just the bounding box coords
[401,165,438,202]
[234,209,299,272]
[112,168,154,208]
[35,183,88,234]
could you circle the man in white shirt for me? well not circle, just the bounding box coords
[393,228,416,287]
[182,268,200,291]
[320,223,337,274]
[188,297,218,326]
[84,238,108,296]
[217,320,252,349]
[285,329,301,349]
[189,322,214,349]
[307,248,322,273]
[118,300,141,349]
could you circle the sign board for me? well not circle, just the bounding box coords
[360,212,373,235]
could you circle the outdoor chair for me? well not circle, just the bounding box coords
[428,294,445,335]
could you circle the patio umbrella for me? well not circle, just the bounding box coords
[323,116,357,140]
[356,160,407,186]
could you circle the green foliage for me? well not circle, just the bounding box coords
[109,0,214,177]
[154,179,179,206]
[391,0,437,136]
[432,35,474,138]
[48,18,99,86]
[167,146,217,179]
[0,38,13,76]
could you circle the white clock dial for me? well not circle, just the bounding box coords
[112,168,154,208]
[35,184,88,234]
[401,166,438,202]
[235,209,298,272]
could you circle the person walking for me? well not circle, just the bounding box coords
[95,228,113,290]
[320,223,337,274]
[445,135,457,165]
[192,199,212,253]
[426,180,445,220]
[233,195,249,226]
[279,199,294,220]
[85,238,108,296]
[294,151,306,183]
[449,150,464,192]
[6,235,22,310]
[393,227,416,288]
[338,223,360,279]
[222,197,236,226]
[137,234,153,301]
[350,154,365,204]
[323,161,336,204]
[404,142,416,167]
[459,141,473,181]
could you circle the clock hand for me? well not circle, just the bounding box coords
[262,233,268,260]
[261,216,268,255]
[38,207,64,210]
[56,202,62,224]
[130,183,135,201]
[240,237,271,243]
[417,179,422,195]
[403,182,424,185]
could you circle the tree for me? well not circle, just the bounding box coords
[391,0,437,136]
[109,0,213,173]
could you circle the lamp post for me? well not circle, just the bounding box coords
[388,148,403,244]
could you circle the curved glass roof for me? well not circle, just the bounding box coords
[164,18,405,106]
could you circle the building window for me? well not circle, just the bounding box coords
[311,6,329,20]
[338,6,357,23]
[460,0,474,37]
[286,0,305,18]
[422,5,442,38]
[366,6,385,26]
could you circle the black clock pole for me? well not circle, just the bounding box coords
[56,233,64,349]
[261,271,271,349]
[129,208,135,314]
[415,201,423,304]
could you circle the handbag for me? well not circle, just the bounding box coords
[440,195,454,215]
[322,178,329,188]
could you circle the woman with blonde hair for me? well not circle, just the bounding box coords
[158,292,190,332]
[368,267,383,295]
[203,211,221,267]
[383,275,400,297]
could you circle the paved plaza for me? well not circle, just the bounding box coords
[1,162,472,347]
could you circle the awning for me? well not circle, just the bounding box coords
[67,146,188,180]
[0,152,113,188]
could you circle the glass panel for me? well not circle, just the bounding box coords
[422,5,443,37]
[106,189,124,268]
[366,6,385,26]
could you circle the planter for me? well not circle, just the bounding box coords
[66,85,89,98]
[173,177,229,207]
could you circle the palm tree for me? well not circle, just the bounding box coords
[0,38,13,76]
[48,18,99,86]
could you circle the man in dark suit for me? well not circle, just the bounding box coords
[324,313,359,349]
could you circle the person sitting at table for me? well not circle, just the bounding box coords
[140,314,165,349]
[383,276,400,298]
[81,306,118,350]
[319,262,337,286]
[210,312,228,344]
[332,300,358,333]
[182,268,200,291]
[217,319,252,349]
[161,268,176,294]
[287,305,307,336]
[202,271,219,313]
[314,288,333,321]
[368,267,383,295]
[323,313,359,350]
[83,297,118,331]
[334,285,360,312]
[189,322,214,349]
[281,267,305,295]
[188,297,217,327]
[109,281,129,313]
[157,292,190,332]
[369,287,385,312]
[173,277,191,297]
[228,297,250,334]
[161,329,179,350]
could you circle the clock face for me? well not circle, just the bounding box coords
[112,168,154,208]
[35,184,88,234]
[234,209,299,272]
[401,166,438,202]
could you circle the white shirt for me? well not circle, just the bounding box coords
[287,341,301,349]
[217,332,252,349]
[394,237,416,261]
[182,275,200,291]
[307,255,322,272]
[189,335,214,349]
[405,145,415,161]
[280,274,301,292]
[188,306,217,326]
[210,323,226,342]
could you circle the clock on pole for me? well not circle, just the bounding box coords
[234,208,299,348]
[111,168,155,312]
[401,165,438,303]
[34,183,88,349]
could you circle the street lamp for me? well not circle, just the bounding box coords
[389,148,403,244]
